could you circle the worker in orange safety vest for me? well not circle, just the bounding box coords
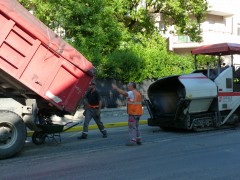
[112,82,143,146]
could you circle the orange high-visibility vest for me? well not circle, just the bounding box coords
[127,89,143,115]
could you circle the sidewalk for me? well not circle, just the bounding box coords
[27,107,150,136]
[50,107,150,132]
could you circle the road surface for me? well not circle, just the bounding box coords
[1,124,240,180]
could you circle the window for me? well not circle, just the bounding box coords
[237,23,240,36]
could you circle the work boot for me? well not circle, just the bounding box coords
[136,138,142,145]
[102,130,107,138]
[77,133,88,139]
[136,141,142,145]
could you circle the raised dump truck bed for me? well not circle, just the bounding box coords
[0,0,94,113]
[0,0,94,159]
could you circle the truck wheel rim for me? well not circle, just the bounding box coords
[0,122,17,148]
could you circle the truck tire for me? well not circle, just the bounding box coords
[0,111,26,159]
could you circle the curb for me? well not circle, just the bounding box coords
[27,120,148,137]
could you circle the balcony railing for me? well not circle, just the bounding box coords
[170,31,240,50]
[173,36,192,43]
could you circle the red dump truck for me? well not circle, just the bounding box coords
[0,0,95,159]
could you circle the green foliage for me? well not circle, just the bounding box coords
[18,0,208,83]
[19,0,129,66]
[194,55,221,69]
[147,0,208,42]
[98,32,194,83]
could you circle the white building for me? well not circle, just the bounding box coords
[162,0,240,56]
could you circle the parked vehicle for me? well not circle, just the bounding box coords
[0,0,94,159]
[145,43,240,131]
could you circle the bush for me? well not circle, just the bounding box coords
[97,32,195,82]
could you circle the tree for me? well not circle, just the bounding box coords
[19,0,129,65]
[18,0,208,50]
[145,0,208,42]
[106,0,208,42]
[18,0,208,82]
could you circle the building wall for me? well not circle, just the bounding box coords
[164,0,240,51]
[160,0,240,64]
